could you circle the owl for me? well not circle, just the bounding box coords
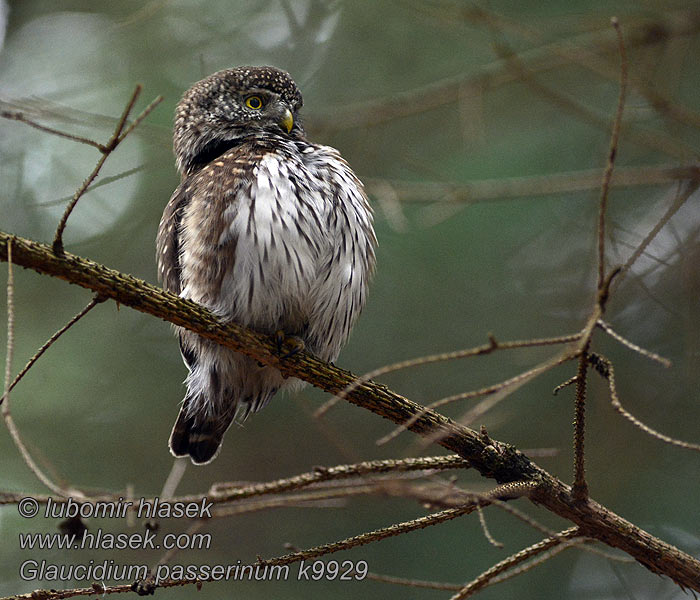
[156,66,376,465]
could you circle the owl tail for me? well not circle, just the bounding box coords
[168,398,231,465]
[170,334,280,464]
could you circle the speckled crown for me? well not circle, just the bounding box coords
[181,66,303,111]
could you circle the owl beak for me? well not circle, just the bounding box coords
[279,107,294,134]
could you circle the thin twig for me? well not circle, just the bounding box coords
[52,151,112,254]
[314,8,700,147]
[0,463,465,513]
[487,537,587,586]
[597,17,628,291]
[257,481,525,571]
[1,243,85,499]
[0,110,104,149]
[365,571,461,590]
[115,93,164,145]
[37,165,146,208]
[419,478,551,536]
[485,495,553,537]
[3,242,14,409]
[159,458,188,500]
[0,295,103,406]
[477,504,503,548]
[596,320,671,367]
[572,351,589,501]
[589,354,700,452]
[318,333,580,418]
[612,179,700,293]
[495,27,691,162]
[483,535,634,590]
[378,353,572,446]
[365,165,700,205]
[258,504,477,567]
[209,454,469,502]
[416,350,577,451]
[450,527,581,599]
[553,375,578,395]
[454,4,700,141]
[109,85,144,148]
[212,485,382,517]
[363,536,613,591]
[51,86,162,254]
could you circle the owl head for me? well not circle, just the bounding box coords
[173,66,305,175]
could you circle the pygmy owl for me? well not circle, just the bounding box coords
[156,66,376,464]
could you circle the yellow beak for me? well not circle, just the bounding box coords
[280,107,293,134]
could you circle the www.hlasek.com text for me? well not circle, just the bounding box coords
[19,527,210,551]
[20,559,369,583]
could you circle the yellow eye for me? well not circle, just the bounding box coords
[245,95,263,110]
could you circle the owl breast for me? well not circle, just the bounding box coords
[177,137,375,362]
[217,151,327,332]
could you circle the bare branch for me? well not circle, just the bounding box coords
[0,109,104,149]
[613,179,700,292]
[312,9,700,140]
[553,374,578,395]
[2,244,85,499]
[115,93,164,145]
[450,527,582,599]
[589,354,700,452]
[572,351,590,501]
[0,295,103,406]
[208,455,469,502]
[486,537,588,585]
[477,504,503,548]
[159,458,188,500]
[597,17,628,290]
[319,332,580,419]
[378,351,573,446]
[257,503,477,566]
[51,87,162,254]
[109,85,143,145]
[365,571,462,591]
[37,165,147,208]
[494,30,691,162]
[458,5,700,132]
[597,319,671,367]
[3,242,15,405]
[256,481,529,572]
[416,350,577,452]
[365,165,700,205]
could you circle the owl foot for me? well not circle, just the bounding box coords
[275,329,305,359]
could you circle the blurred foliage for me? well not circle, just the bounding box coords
[1,1,699,598]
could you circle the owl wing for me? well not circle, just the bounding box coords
[304,145,377,361]
[156,185,190,295]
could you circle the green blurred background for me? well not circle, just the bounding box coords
[1,0,699,598]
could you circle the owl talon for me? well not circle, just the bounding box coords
[274,330,305,359]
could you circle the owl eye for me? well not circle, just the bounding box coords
[245,95,264,110]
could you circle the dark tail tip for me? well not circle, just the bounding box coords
[169,405,224,465]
